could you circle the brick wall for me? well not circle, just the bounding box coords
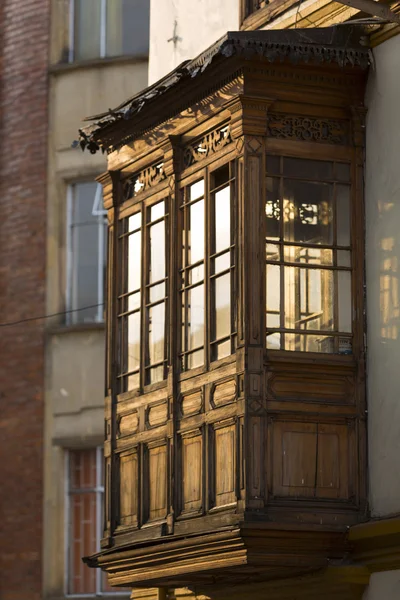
[0,0,49,598]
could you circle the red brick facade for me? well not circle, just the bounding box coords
[0,0,49,598]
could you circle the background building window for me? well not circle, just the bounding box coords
[70,0,150,62]
[243,0,268,19]
[67,448,124,595]
[66,182,106,325]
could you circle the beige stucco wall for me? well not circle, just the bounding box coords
[363,570,400,600]
[365,34,400,517]
[43,58,148,598]
[148,0,240,83]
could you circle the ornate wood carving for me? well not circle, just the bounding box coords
[181,390,203,416]
[183,124,232,167]
[211,379,236,408]
[117,412,139,437]
[123,162,166,200]
[267,113,349,144]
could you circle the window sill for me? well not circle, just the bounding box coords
[49,53,148,75]
[47,321,105,335]
[241,0,298,30]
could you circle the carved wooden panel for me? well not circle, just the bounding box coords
[118,411,139,437]
[271,420,350,500]
[123,162,166,200]
[147,401,168,428]
[181,390,203,417]
[119,450,139,527]
[181,430,203,514]
[147,443,168,521]
[183,124,232,167]
[248,416,264,507]
[267,113,349,145]
[211,378,236,408]
[213,422,236,507]
[266,371,354,405]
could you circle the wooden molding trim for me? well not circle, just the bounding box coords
[350,516,400,573]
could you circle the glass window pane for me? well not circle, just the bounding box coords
[74,0,101,61]
[128,230,141,292]
[188,349,204,370]
[283,180,333,245]
[284,266,334,331]
[284,333,335,353]
[338,270,352,332]
[283,157,333,180]
[266,264,280,328]
[337,250,351,267]
[214,274,231,341]
[214,339,231,361]
[336,163,351,182]
[188,284,204,351]
[214,251,230,274]
[149,220,165,282]
[188,264,204,285]
[151,200,165,221]
[189,200,204,264]
[128,291,140,311]
[267,332,281,350]
[127,312,141,375]
[284,246,333,265]
[336,185,351,246]
[266,177,280,241]
[266,243,280,261]
[215,185,231,253]
[71,221,99,323]
[127,373,140,390]
[106,0,150,57]
[148,302,165,365]
[149,282,165,303]
[129,212,141,232]
[189,180,204,201]
[267,155,280,175]
[148,365,164,385]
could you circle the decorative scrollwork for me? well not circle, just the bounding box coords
[123,162,166,201]
[267,113,348,145]
[183,124,232,167]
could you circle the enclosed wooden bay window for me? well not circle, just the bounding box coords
[80,28,369,593]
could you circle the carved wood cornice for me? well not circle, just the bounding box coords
[225,95,275,138]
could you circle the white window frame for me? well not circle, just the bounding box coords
[65,447,128,597]
[66,182,107,325]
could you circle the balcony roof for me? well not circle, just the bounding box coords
[77,26,369,154]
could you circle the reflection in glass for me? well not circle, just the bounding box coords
[215,186,230,253]
[127,312,141,375]
[188,349,204,370]
[266,243,280,261]
[128,231,141,292]
[284,246,333,266]
[188,285,204,351]
[284,333,335,353]
[266,177,280,240]
[214,274,231,341]
[336,185,351,246]
[337,250,351,267]
[149,221,165,282]
[149,283,165,303]
[148,303,165,367]
[266,264,280,328]
[267,332,281,350]
[215,340,231,360]
[128,292,140,312]
[283,180,333,245]
[338,270,352,332]
[267,156,280,176]
[336,163,351,182]
[284,266,334,331]
[189,200,204,265]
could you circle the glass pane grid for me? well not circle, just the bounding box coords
[266,156,352,354]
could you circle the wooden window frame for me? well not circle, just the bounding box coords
[117,192,169,395]
[178,157,237,377]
